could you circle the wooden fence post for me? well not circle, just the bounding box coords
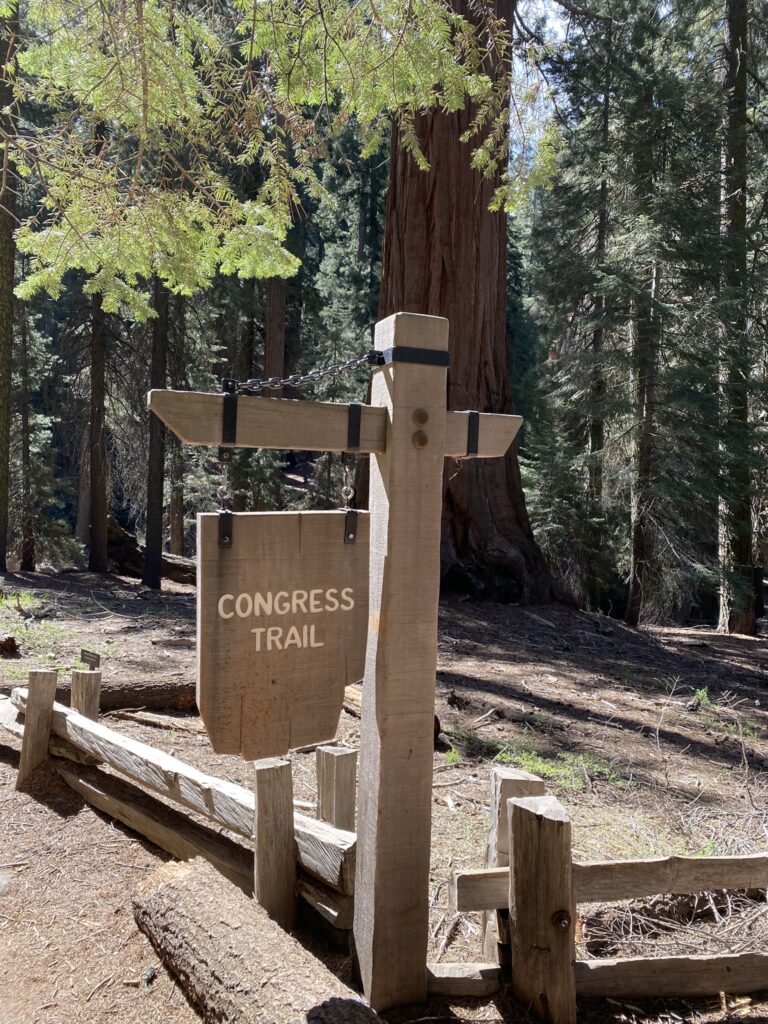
[316,745,357,832]
[354,312,449,1010]
[507,795,577,1024]
[483,767,546,962]
[70,669,102,720]
[253,757,296,930]
[16,670,58,790]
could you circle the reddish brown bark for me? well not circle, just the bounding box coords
[377,2,553,600]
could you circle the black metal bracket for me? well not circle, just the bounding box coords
[218,510,233,548]
[219,379,237,546]
[344,508,359,544]
[377,346,450,368]
[219,378,238,456]
[347,402,362,452]
[466,410,480,456]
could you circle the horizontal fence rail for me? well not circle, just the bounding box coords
[452,853,768,912]
[574,952,768,999]
[8,688,356,894]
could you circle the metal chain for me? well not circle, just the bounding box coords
[341,455,355,508]
[234,350,379,395]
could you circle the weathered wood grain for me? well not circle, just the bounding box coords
[297,876,354,930]
[149,390,519,461]
[353,313,449,1010]
[482,767,546,962]
[133,858,381,1023]
[70,669,102,720]
[508,795,576,1024]
[451,867,509,911]
[443,410,522,459]
[426,963,501,998]
[253,757,296,928]
[573,853,768,903]
[11,688,356,893]
[574,953,768,998]
[16,671,57,789]
[149,389,388,453]
[454,853,768,911]
[0,695,97,765]
[197,510,369,759]
[316,746,357,832]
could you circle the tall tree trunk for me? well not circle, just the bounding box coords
[264,277,286,385]
[88,293,109,572]
[625,71,660,628]
[376,0,552,601]
[625,268,660,626]
[589,25,612,503]
[718,0,754,634]
[75,426,90,546]
[19,302,34,571]
[167,294,186,555]
[0,8,17,574]
[142,277,169,589]
[168,436,185,556]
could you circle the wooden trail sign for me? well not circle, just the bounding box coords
[198,510,368,758]
[149,312,522,1012]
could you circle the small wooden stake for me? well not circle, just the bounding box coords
[70,669,102,720]
[483,767,546,962]
[16,670,58,789]
[316,745,357,831]
[507,795,576,1024]
[253,757,296,929]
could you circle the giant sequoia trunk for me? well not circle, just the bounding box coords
[0,8,17,573]
[142,277,169,589]
[718,0,754,635]
[377,0,552,601]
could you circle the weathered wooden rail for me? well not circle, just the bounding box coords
[1,669,499,1000]
[452,766,768,1021]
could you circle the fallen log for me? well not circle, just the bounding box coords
[133,859,379,1024]
[0,676,197,712]
[108,516,196,586]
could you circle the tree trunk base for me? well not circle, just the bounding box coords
[133,858,380,1024]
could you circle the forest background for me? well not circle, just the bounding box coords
[0,0,765,637]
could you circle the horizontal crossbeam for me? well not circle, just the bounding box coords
[451,852,768,910]
[148,389,521,460]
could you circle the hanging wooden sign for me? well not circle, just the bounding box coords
[197,510,369,759]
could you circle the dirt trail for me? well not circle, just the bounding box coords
[1,572,768,1023]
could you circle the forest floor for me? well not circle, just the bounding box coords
[1,571,768,1024]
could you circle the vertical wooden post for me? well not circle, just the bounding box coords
[16,670,58,789]
[316,745,357,831]
[483,767,546,962]
[507,796,577,1024]
[354,312,449,1010]
[70,669,102,720]
[253,757,296,930]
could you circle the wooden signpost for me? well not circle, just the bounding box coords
[198,510,369,757]
[149,312,522,1011]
